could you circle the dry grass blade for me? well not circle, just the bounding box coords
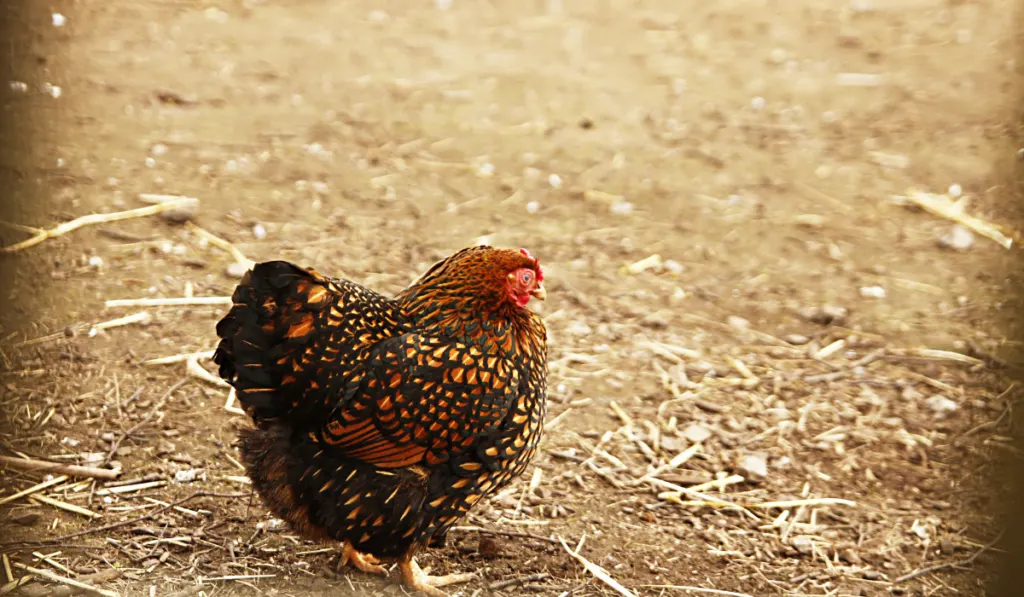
[898,189,1015,249]
[0,198,195,253]
[558,536,637,597]
[29,495,102,518]
[0,475,69,506]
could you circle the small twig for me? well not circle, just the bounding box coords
[0,491,249,547]
[640,585,754,597]
[450,526,559,545]
[0,456,119,480]
[143,350,214,366]
[0,199,194,253]
[11,563,119,597]
[15,569,121,597]
[15,312,152,348]
[558,536,636,597]
[488,573,551,590]
[104,297,232,309]
[185,222,253,266]
[187,355,230,388]
[893,529,1005,584]
[105,379,189,464]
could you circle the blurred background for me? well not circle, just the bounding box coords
[1,0,1022,595]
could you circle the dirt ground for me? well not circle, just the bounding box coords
[1,0,1023,596]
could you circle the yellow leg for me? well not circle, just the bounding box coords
[399,556,477,597]
[338,541,387,576]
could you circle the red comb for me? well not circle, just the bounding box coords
[520,248,543,282]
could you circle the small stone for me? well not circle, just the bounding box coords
[548,173,563,189]
[790,536,813,555]
[252,223,268,240]
[925,395,958,416]
[726,315,750,330]
[802,305,848,325]
[795,214,826,228]
[737,452,769,479]
[565,320,593,336]
[785,334,809,345]
[157,440,176,455]
[52,13,66,26]
[158,197,199,224]
[175,469,199,483]
[936,537,956,555]
[859,286,886,299]
[862,570,882,580]
[682,424,712,443]
[938,225,974,251]
[478,536,500,558]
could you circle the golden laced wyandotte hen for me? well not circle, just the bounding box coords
[213,246,548,596]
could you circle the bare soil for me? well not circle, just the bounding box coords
[1,1,1022,596]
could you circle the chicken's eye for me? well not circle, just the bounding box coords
[520,271,533,284]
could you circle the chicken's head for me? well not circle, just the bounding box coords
[506,248,546,308]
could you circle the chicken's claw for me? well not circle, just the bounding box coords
[339,542,387,576]
[400,557,476,597]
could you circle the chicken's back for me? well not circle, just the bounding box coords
[213,260,401,425]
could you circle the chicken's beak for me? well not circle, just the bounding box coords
[530,283,547,301]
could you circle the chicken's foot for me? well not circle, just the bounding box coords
[399,557,476,597]
[338,541,387,576]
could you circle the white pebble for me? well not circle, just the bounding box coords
[476,162,495,178]
[87,255,104,268]
[368,10,390,22]
[145,157,156,168]
[663,259,685,275]
[52,13,66,27]
[751,96,765,110]
[9,81,28,93]
[926,395,958,416]
[948,183,962,198]
[859,286,886,299]
[295,180,308,191]
[312,181,329,195]
[44,83,62,98]
[175,469,199,483]
[151,143,168,157]
[938,224,975,251]
[252,223,267,239]
[526,201,540,214]
[769,48,787,64]
[204,7,229,23]
[548,173,562,189]
[609,200,633,215]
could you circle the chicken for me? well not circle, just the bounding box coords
[213,246,548,596]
